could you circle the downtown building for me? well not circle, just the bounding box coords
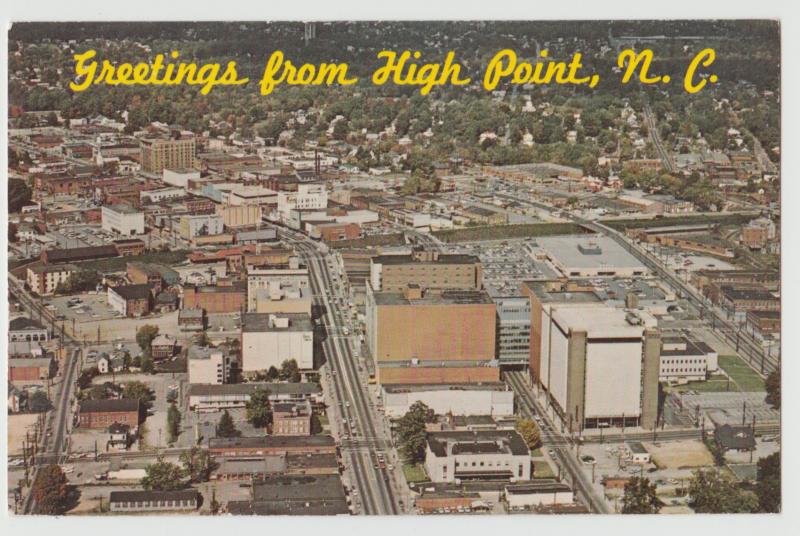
[140,134,196,174]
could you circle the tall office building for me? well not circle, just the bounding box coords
[140,134,196,174]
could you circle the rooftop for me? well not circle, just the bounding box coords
[109,284,152,301]
[427,430,529,457]
[79,398,140,413]
[189,382,321,397]
[373,289,494,306]
[552,305,655,338]
[535,235,647,273]
[241,313,313,332]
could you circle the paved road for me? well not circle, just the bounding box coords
[279,227,401,515]
[10,276,82,513]
[506,371,610,513]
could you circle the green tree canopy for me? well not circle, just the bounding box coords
[32,464,71,515]
[245,388,272,428]
[765,369,780,410]
[141,460,187,491]
[396,401,436,463]
[689,468,758,513]
[180,447,217,484]
[136,325,160,353]
[621,476,663,514]
[279,359,301,382]
[215,409,241,438]
[756,452,780,513]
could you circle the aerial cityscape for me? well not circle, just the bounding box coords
[6,20,781,516]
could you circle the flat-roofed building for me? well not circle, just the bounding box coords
[660,335,718,383]
[109,489,199,513]
[533,235,647,278]
[719,285,780,323]
[252,281,312,315]
[101,204,144,235]
[495,296,531,366]
[241,313,314,375]
[141,135,196,174]
[366,285,498,385]
[27,263,78,295]
[382,383,514,418]
[217,203,262,229]
[370,250,483,293]
[188,382,322,412]
[424,430,531,483]
[188,345,233,385]
[537,305,660,431]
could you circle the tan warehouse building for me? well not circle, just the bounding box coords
[366,285,498,385]
[369,250,483,293]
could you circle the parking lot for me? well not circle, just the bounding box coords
[440,239,558,297]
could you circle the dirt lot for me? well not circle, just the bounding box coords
[8,413,41,456]
[645,439,713,470]
[74,310,179,343]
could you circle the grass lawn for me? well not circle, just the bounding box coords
[402,462,429,484]
[667,375,737,394]
[530,448,544,458]
[533,460,556,479]
[718,355,766,392]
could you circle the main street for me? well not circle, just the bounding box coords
[10,276,83,513]
[278,226,401,515]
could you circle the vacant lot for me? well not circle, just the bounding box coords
[718,355,766,392]
[668,374,737,394]
[8,413,40,456]
[646,440,713,470]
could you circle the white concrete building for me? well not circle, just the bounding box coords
[188,345,233,385]
[539,305,661,431]
[241,313,314,374]
[140,186,186,203]
[505,482,574,509]
[425,430,531,483]
[179,214,224,239]
[101,204,145,236]
[277,183,328,220]
[163,168,201,188]
[533,235,647,278]
[382,383,514,418]
[659,336,718,383]
[228,186,278,206]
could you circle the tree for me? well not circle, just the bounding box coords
[136,325,160,354]
[28,390,52,412]
[266,366,280,380]
[9,221,19,243]
[765,369,780,410]
[310,413,323,435]
[515,418,542,450]
[621,476,663,514]
[245,388,272,428]
[215,409,241,438]
[141,460,187,491]
[279,359,301,382]
[210,489,221,515]
[195,331,211,347]
[180,447,217,484]
[756,452,780,513]
[55,269,100,294]
[167,403,181,443]
[396,401,436,463]
[688,468,758,513]
[122,381,154,410]
[32,464,70,515]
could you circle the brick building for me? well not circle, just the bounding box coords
[78,398,141,429]
[182,283,246,313]
[272,400,313,436]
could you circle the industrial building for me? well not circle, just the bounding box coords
[369,250,483,293]
[366,285,498,385]
[533,235,647,278]
[241,313,314,375]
